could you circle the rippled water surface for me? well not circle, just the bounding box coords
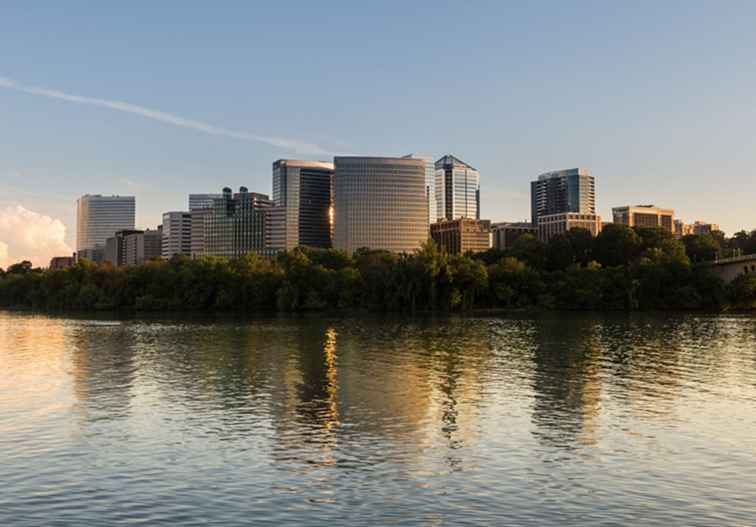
[2,311,756,525]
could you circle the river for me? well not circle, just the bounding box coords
[2,311,756,525]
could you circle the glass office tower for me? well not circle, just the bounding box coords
[435,155,480,221]
[76,194,136,252]
[333,156,428,254]
[530,168,596,226]
[272,159,335,249]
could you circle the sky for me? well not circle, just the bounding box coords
[2,1,756,266]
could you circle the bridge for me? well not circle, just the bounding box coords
[699,254,756,283]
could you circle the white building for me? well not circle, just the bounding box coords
[76,194,136,252]
[161,211,192,258]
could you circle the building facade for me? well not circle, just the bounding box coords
[190,208,211,257]
[537,213,603,243]
[49,256,75,270]
[161,211,192,258]
[124,229,162,266]
[204,187,275,258]
[691,221,721,235]
[491,222,537,250]
[188,193,223,212]
[104,229,143,267]
[76,194,136,253]
[272,159,334,249]
[403,154,436,225]
[435,155,480,221]
[333,156,428,254]
[612,205,674,233]
[431,218,492,255]
[531,168,595,227]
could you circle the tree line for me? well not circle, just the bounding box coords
[1,225,756,312]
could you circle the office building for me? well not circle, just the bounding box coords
[190,208,211,257]
[124,229,162,266]
[75,247,104,264]
[49,256,75,270]
[531,168,595,227]
[403,154,437,225]
[161,211,192,258]
[189,193,224,212]
[431,218,492,255]
[537,213,603,243]
[491,222,537,250]
[435,155,480,221]
[333,156,428,254]
[612,205,674,233]
[104,229,143,267]
[272,159,334,249]
[691,221,721,235]
[205,187,275,258]
[674,220,693,238]
[75,194,136,253]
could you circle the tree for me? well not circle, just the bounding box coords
[593,225,642,267]
[6,261,34,275]
[508,234,546,269]
[683,234,722,263]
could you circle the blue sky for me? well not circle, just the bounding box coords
[2,1,756,263]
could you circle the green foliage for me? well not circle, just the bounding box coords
[0,227,753,312]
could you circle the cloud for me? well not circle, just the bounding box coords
[0,205,73,268]
[0,75,330,155]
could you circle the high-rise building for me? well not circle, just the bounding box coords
[188,194,223,212]
[76,194,136,252]
[403,154,436,225]
[491,222,537,250]
[612,205,675,233]
[205,187,276,258]
[531,168,595,227]
[537,213,603,243]
[190,208,211,257]
[104,229,143,267]
[431,218,492,255]
[272,159,334,249]
[435,155,480,221]
[333,156,428,254]
[161,211,192,258]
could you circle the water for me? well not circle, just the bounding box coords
[1,311,756,526]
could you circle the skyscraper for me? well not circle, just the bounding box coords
[272,159,334,249]
[403,154,436,225]
[188,193,223,211]
[161,211,192,258]
[531,168,595,226]
[333,156,428,254]
[435,155,480,221]
[204,187,275,258]
[76,194,136,252]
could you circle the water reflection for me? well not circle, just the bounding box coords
[3,312,756,525]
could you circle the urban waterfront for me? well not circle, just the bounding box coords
[2,311,756,525]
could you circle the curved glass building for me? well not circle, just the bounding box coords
[333,156,428,254]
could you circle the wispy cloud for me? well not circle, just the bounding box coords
[0,75,330,155]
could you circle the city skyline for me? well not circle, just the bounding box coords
[2,2,756,266]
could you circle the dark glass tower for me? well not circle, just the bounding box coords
[531,168,596,226]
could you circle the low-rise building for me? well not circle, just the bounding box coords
[612,205,674,233]
[537,213,602,243]
[691,221,721,235]
[76,246,104,264]
[49,256,75,270]
[430,218,491,255]
[491,222,536,250]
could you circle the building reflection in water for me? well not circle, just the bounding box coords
[529,316,603,449]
